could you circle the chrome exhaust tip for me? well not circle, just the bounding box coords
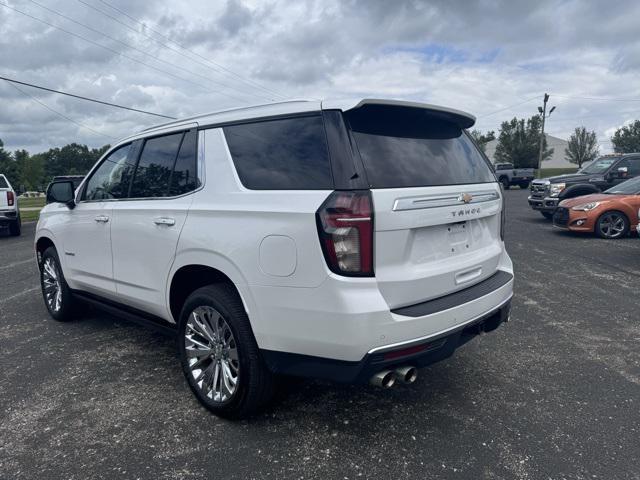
[370,370,396,388]
[394,366,418,384]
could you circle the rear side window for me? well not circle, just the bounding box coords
[223,116,333,190]
[130,133,183,198]
[170,130,199,196]
[0,176,8,189]
[345,107,495,188]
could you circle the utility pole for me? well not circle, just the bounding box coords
[537,93,556,177]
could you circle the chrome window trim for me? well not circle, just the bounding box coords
[76,128,204,205]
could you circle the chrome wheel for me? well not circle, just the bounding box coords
[42,257,62,313]
[598,212,626,238]
[184,306,239,403]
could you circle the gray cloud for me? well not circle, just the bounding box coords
[0,0,639,154]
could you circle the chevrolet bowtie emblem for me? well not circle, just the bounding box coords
[458,193,473,204]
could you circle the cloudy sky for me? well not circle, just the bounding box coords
[1,0,640,154]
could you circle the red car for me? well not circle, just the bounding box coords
[553,176,640,239]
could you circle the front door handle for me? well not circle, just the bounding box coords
[94,215,109,223]
[154,217,175,226]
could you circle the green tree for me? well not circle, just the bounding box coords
[15,149,45,191]
[611,120,640,153]
[564,127,598,169]
[494,115,553,168]
[0,139,19,188]
[43,143,110,181]
[469,129,496,152]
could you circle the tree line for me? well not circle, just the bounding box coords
[0,139,110,193]
[471,118,640,169]
[2,118,640,191]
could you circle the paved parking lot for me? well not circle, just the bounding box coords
[1,188,639,480]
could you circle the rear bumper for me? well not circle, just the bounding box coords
[528,196,559,213]
[249,248,513,374]
[0,209,18,225]
[261,299,511,383]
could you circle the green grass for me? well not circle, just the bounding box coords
[537,167,579,178]
[20,209,40,222]
[18,197,46,208]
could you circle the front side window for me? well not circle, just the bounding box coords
[223,115,333,190]
[84,144,134,200]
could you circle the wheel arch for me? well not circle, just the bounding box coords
[559,183,599,200]
[167,255,256,327]
[35,235,56,269]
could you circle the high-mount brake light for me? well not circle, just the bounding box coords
[316,190,374,277]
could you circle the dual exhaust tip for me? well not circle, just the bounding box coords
[370,366,418,388]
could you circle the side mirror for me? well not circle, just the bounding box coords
[618,166,628,178]
[46,181,76,209]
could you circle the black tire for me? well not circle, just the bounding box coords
[40,247,78,321]
[594,211,629,239]
[519,181,530,189]
[178,284,275,419]
[500,177,510,190]
[541,211,553,220]
[9,214,21,236]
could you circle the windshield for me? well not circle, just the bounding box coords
[580,157,619,174]
[604,176,640,195]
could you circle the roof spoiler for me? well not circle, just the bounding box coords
[325,98,476,129]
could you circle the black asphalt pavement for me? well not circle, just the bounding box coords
[1,189,639,480]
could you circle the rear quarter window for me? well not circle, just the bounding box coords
[223,115,333,190]
[345,107,495,188]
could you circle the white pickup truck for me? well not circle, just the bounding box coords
[0,174,21,236]
[493,163,535,190]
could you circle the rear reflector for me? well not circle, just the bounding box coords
[316,190,373,277]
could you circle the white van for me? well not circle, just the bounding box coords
[36,99,513,418]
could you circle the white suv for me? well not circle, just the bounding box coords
[0,174,21,236]
[36,99,513,418]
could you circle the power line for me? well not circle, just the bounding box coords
[477,96,541,118]
[25,0,270,103]
[0,1,246,102]
[0,75,176,119]
[5,80,116,140]
[553,94,640,102]
[78,0,286,101]
[96,0,288,100]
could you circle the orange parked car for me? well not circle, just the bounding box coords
[553,176,640,239]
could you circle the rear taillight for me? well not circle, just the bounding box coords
[316,190,374,277]
[7,191,14,206]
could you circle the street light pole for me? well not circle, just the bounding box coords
[536,93,555,178]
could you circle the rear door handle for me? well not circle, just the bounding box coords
[94,215,109,223]
[154,217,175,226]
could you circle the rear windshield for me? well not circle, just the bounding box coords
[223,115,333,190]
[345,107,495,188]
[0,176,8,189]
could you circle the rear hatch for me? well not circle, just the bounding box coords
[344,102,503,309]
